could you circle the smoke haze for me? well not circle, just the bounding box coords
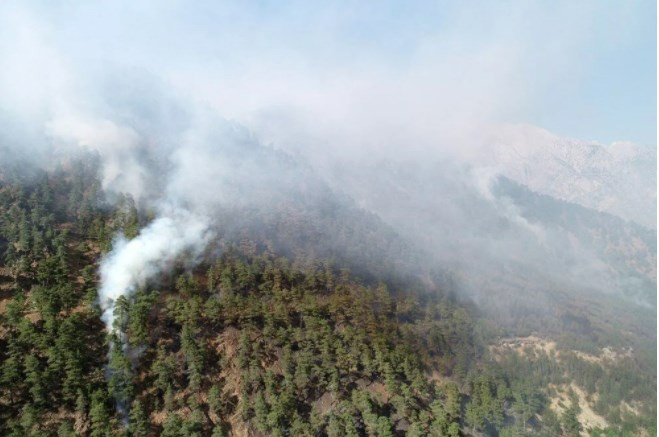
[0,1,655,326]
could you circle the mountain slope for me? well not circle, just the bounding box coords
[0,152,655,436]
[480,124,657,229]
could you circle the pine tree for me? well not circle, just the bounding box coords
[57,420,76,437]
[562,406,581,437]
[208,384,222,417]
[211,425,227,437]
[107,335,133,405]
[254,391,269,432]
[89,390,111,437]
[164,384,176,412]
[24,354,45,406]
[161,414,184,437]
[129,399,149,437]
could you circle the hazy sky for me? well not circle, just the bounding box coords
[0,0,656,146]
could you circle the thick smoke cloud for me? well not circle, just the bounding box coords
[0,2,653,427]
[99,208,211,330]
[0,0,654,329]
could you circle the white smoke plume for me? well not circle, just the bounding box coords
[0,0,652,328]
[99,207,211,332]
[0,0,652,429]
[46,116,148,200]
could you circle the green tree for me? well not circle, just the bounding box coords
[89,390,111,437]
[129,399,149,437]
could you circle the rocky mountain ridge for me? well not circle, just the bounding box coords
[479,124,656,229]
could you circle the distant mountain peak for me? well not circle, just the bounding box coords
[478,124,657,229]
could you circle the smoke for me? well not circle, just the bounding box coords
[46,116,148,199]
[0,1,653,428]
[0,1,654,331]
[98,207,211,331]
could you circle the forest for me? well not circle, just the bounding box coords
[0,156,655,436]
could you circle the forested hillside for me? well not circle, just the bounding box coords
[0,157,655,436]
[493,176,656,306]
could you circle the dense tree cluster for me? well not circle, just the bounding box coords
[0,157,655,436]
